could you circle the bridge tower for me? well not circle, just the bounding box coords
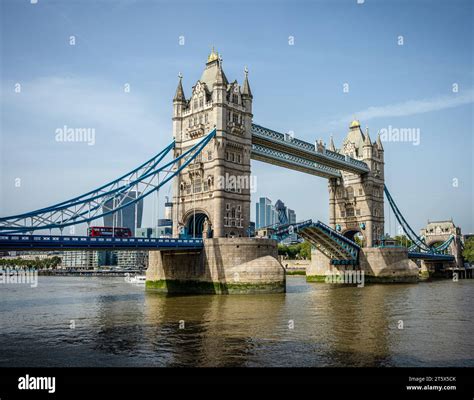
[172,49,253,238]
[328,120,385,247]
[420,220,464,268]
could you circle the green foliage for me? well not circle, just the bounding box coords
[0,256,61,270]
[463,237,474,263]
[278,241,311,260]
[385,235,413,248]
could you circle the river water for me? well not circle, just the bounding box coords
[0,276,472,367]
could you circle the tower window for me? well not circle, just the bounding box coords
[199,98,204,108]
[232,94,238,104]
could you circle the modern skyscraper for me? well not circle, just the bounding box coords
[256,197,275,228]
[102,190,143,235]
[288,209,297,224]
[256,197,297,228]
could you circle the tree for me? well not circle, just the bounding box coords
[393,235,413,248]
[278,241,312,260]
[463,237,474,264]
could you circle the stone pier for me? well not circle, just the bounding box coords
[146,238,285,294]
[306,247,419,283]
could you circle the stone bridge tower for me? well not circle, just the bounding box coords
[328,120,385,247]
[172,49,253,238]
[420,220,464,267]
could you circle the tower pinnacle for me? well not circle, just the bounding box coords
[173,73,185,102]
[242,66,252,98]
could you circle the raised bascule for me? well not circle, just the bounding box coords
[0,50,465,293]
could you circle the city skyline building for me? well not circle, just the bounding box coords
[255,197,297,228]
[102,190,143,235]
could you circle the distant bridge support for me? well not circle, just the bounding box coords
[419,220,464,268]
[146,238,285,294]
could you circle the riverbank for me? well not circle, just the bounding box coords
[38,269,144,277]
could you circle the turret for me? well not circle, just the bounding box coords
[328,135,336,152]
[376,132,384,154]
[172,73,186,141]
[363,126,373,159]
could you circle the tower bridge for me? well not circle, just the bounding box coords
[0,49,465,292]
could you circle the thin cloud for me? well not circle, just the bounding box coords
[329,89,474,127]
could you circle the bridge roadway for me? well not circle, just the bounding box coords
[0,234,203,251]
[251,124,370,178]
[0,233,455,264]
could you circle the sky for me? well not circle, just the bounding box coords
[0,0,473,235]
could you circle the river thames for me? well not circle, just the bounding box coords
[0,276,472,367]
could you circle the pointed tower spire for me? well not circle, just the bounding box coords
[364,126,371,145]
[242,66,253,98]
[173,72,185,102]
[376,131,384,151]
[214,55,227,87]
[329,135,336,151]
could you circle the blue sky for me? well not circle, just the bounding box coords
[1,0,473,235]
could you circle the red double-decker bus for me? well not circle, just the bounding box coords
[87,226,132,238]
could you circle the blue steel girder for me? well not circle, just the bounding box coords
[407,251,455,262]
[251,144,341,179]
[275,219,360,264]
[251,124,369,175]
[0,234,203,251]
[0,130,216,234]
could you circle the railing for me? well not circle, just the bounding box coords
[251,144,341,177]
[315,220,361,249]
[251,124,369,172]
[0,234,204,249]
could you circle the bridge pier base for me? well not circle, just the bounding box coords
[419,259,458,279]
[146,238,285,294]
[306,247,419,283]
[360,247,419,283]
